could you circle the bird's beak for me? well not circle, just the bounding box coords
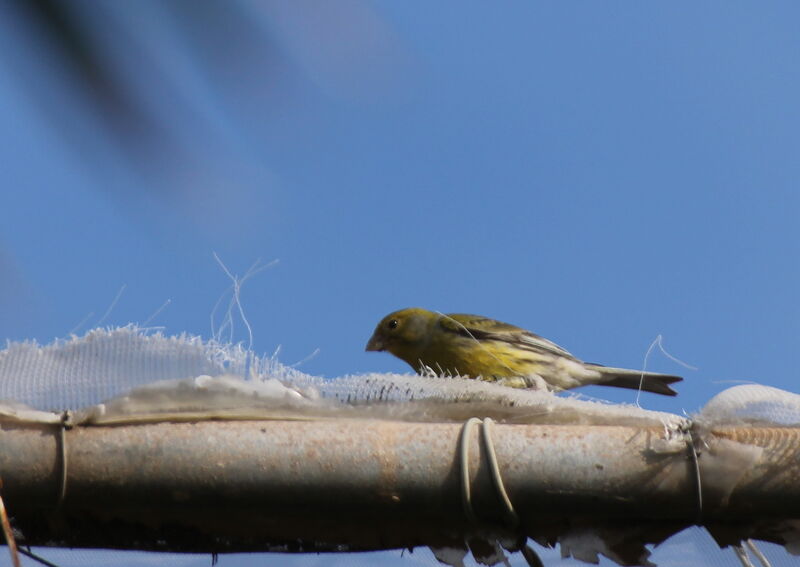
[365,334,385,352]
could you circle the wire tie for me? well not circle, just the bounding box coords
[686,429,703,523]
[56,411,73,509]
[458,417,481,525]
[745,539,773,567]
[480,418,519,529]
[459,417,520,530]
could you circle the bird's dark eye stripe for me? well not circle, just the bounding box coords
[388,319,399,329]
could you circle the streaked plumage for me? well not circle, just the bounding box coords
[365,307,682,396]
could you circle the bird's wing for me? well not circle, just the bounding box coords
[441,313,579,360]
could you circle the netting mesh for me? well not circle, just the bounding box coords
[0,327,686,429]
[0,327,798,567]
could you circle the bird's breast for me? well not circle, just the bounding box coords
[417,337,530,379]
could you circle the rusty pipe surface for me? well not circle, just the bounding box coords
[0,420,798,552]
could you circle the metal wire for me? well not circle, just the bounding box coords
[687,430,703,522]
[459,417,543,567]
[734,543,757,567]
[480,418,519,529]
[458,417,482,525]
[18,548,62,567]
[459,417,519,529]
[745,539,773,567]
[56,411,72,508]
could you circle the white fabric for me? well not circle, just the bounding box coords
[698,384,800,426]
[0,327,250,410]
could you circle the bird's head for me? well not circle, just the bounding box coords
[365,308,436,364]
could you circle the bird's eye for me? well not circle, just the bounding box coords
[387,319,399,330]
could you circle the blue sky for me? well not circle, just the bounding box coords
[2,1,799,415]
[0,3,798,563]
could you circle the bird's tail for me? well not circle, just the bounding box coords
[588,365,683,396]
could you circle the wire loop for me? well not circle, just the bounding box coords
[458,417,519,529]
[686,429,703,523]
[458,417,482,525]
[56,411,73,508]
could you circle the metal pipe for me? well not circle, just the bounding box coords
[0,420,797,552]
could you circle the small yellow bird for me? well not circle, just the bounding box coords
[365,308,682,396]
